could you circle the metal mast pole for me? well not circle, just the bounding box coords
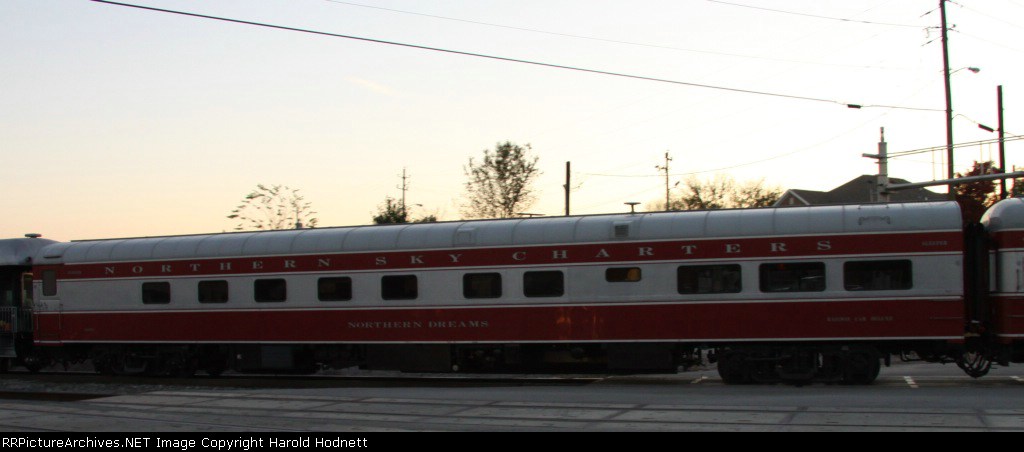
[999,86,1007,199]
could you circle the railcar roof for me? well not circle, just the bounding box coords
[34,202,962,265]
[0,238,58,266]
[983,198,1024,231]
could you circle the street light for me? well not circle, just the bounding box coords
[950,67,981,76]
[943,60,982,193]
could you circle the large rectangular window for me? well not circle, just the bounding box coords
[760,262,826,293]
[844,260,912,291]
[464,273,502,299]
[142,282,171,304]
[677,265,742,294]
[198,280,229,303]
[606,267,642,283]
[319,277,353,301]
[524,271,564,298]
[382,275,418,300]
[254,279,287,302]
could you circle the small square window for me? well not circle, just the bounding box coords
[319,277,353,301]
[464,273,502,299]
[254,279,287,302]
[382,275,417,300]
[524,271,564,297]
[606,267,642,283]
[142,282,171,304]
[198,280,229,303]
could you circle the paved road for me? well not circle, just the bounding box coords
[1,363,1024,431]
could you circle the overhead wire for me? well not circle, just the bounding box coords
[705,0,925,28]
[322,0,919,71]
[90,0,942,112]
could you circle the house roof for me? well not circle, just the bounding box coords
[776,175,948,207]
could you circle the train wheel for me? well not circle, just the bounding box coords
[956,351,992,378]
[717,351,752,385]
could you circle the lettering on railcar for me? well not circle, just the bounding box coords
[346,320,490,329]
[75,233,940,278]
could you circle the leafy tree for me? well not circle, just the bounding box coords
[462,141,541,219]
[663,175,781,211]
[955,160,1001,224]
[227,184,318,231]
[372,196,439,224]
[372,197,408,224]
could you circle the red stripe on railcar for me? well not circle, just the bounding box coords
[40,231,962,281]
[38,298,964,344]
[991,295,1024,340]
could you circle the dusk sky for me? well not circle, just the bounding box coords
[3,0,1022,241]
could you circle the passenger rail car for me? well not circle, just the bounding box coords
[4,199,1024,384]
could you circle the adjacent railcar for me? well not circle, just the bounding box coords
[21,201,975,383]
[0,237,58,371]
[982,199,1024,364]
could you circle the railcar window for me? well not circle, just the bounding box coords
[524,271,564,297]
[254,279,287,302]
[382,275,418,300]
[677,265,742,294]
[319,277,353,301]
[759,263,826,292]
[844,260,912,291]
[606,267,642,283]
[142,282,171,304]
[198,280,229,303]
[463,273,502,299]
[42,270,57,297]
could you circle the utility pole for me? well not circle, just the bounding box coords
[564,161,571,216]
[940,0,955,193]
[397,167,410,215]
[878,128,889,202]
[999,85,1007,199]
[656,152,672,210]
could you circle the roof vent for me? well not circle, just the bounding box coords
[858,216,891,226]
[613,222,631,239]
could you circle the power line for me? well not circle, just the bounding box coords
[706,0,924,28]
[888,136,1024,158]
[958,3,1024,30]
[90,0,942,112]
[322,0,918,71]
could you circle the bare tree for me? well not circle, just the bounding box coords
[462,141,541,219]
[661,175,782,211]
[733,178,784,208]
[227,184,319,231]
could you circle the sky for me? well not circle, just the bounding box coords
[2,0,1023,241]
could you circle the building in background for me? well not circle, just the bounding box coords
[774,175,948,207]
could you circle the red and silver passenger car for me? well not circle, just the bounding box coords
[4,200,1023,383]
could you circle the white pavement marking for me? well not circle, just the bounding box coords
[904,376,919,389]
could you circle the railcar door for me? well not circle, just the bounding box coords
[31,270,61,344]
